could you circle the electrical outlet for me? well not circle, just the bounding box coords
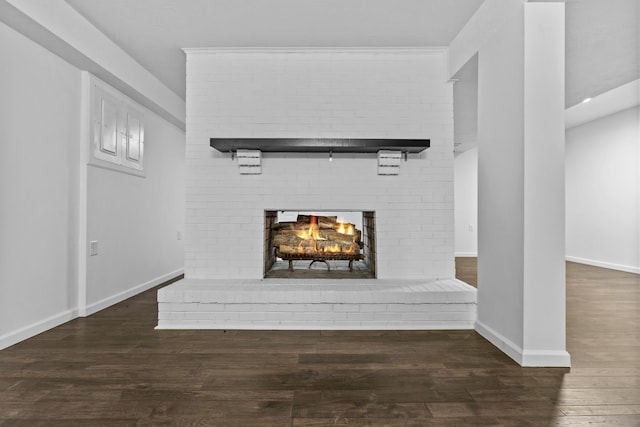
[468,224,474,231]
[177,231,182,240]
[90,240,98,256]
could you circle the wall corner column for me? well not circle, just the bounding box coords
[455,0,570,367]
[522,1,570,367]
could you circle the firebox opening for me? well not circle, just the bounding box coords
[264,210,376,279]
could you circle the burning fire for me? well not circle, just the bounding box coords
[288,215,358,255]
[295,216,326,241]
[324,244,341,253]
[336,221,354,235]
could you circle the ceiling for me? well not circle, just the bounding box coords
[61,0,638,139]
[564,0,639,107]
[64,0,485,99]
[64,0,639,107]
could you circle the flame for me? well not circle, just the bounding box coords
[294,243,315,255]
[337,222,355,236]
[296,216,325,241]
[285,215,361,257]
[296,228,311,239]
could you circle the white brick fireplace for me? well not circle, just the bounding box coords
[157,48,477,329]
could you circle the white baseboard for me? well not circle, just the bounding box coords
[83,268,184,317]
[521,349,571,367]
[475,320,571,367]
[475,320,524,365]
[566,256,640,274]
[0,269,184,350]
[0,309,78,351]
[455,252,478,257]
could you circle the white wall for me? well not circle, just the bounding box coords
[454,147,478,256]
[475,9,526,359]
[453,54,478,154]
[454,106,640,274]
[0,21,186,349]
[522,3,567,364]
[566,106,640,273]
[86,86,186,313]
[0,21,81,347]
[185,49,455,280]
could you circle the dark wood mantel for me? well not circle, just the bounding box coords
[210,138,430,153]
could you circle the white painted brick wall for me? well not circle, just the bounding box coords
[158,302,477,329]
[184,49,454,279]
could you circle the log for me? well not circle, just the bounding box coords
[271,226,313,235]
[277,241,361,256]
[318,229,358,245]
[272,234,309,248]
[278,245,296,254]
[315,240,360,253]
[278,244,323,255]
[271,222,299,231]
[272,224,323,233]
[270,215,364,255]
[272,222,357,235]
[296,215,338,228]
[273,231,360,250]
[272,219,358,234]
[272,229,357,246]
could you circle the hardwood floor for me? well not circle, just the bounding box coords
[454,256,478,287]
[0,261,638,426]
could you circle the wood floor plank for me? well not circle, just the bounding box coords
[551,414,640,426]
[558,404,640,416]
[0,260,637,425]
[291,401,432,419]
[292,418,487,427]
[426,400,561,418]
[0,420,139,427]
[298,353,392,364]
[292,388,474,405]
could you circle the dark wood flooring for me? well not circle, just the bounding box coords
[0,260,638,426]
[454,256,478,287]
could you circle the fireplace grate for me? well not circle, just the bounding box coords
[275,250,363,272]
